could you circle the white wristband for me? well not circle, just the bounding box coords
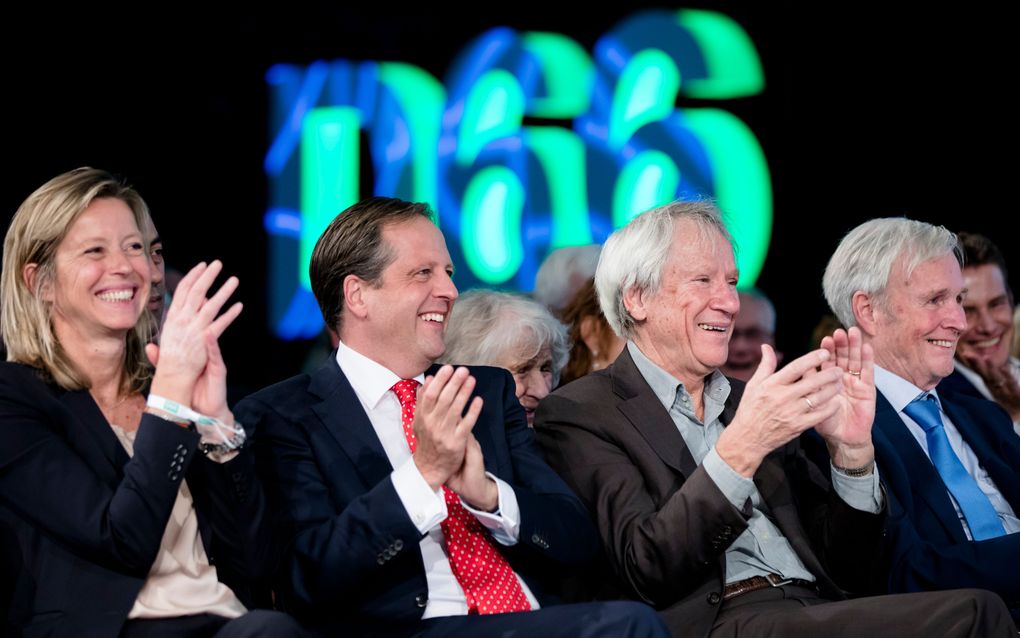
[147,394,246,453]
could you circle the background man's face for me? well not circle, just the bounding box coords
[721,293,776,381]
[958,263,1014,369]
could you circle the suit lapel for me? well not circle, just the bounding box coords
[309,358,395,489]
[611,349,698,477]
[939,391,1020,512]
[58,388,130,479]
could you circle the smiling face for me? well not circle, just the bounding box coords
[358,216,458,378]
[43,197,150,342]
[957,263,1014,369]
[626,220,739,385]
[868,253,967,390]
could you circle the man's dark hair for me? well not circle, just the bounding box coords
[310,196,434,332]
[958,231,1012,302]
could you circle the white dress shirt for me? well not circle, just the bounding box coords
[874,365,1020,539]
[335,341,539,617]
[953,358,1020,436]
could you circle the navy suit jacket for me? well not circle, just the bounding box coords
[234,358,600,635]
[0,362,268,638]
[872,387,1020,608]
[937,368,986,401]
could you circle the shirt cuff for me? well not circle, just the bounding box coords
[460,472,520,545]
[391,457,447,534]
[704,446,756,511]
[830,462,884,513]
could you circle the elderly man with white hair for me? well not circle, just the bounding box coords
[536,200,1013,637]
[823,217,1020,622]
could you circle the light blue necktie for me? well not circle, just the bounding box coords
[902,394,1006,540]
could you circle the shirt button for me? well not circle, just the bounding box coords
[707,592,721,605]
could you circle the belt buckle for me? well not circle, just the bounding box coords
[765,573,793,587]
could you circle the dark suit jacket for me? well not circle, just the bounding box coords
[0,362,268,638]
[937,368,987,401]
[234,358,600,635]
[535,348,886,638]
[872,387,1020,608]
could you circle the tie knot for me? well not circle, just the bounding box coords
[391,379,420,408]
[904,393,943,433]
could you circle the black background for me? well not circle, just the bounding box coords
[3,3,1014,393]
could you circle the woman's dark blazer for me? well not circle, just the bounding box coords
[0,362,268,637]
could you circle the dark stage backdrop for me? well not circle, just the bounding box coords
[2,3,1014,396]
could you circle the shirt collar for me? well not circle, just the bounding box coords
[627,341,730,413]
[874,364,940,412]
[335,340,426,409]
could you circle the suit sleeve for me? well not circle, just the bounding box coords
[483,368,601,566]
[185,428,271,606]
[536,390,749,607]
[235,394,425,612]
[884,491,1020,605]
[0,369,199,577]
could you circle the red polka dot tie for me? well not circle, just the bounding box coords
[391,379,532,615]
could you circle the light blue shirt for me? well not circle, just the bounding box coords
[874,364,1020,539]
[628,342,882,585]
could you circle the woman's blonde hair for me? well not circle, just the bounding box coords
[2,167,156,392]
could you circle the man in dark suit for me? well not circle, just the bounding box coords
[822,218,1020,619]
[236,197,666,637]
[937,232,1020,434]
[536,201,1013,637]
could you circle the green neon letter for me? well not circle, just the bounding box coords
[301,106,360,290]
[461,166,525,284]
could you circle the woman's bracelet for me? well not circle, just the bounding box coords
[147,394,246,454]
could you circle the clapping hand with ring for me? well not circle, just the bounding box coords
[813,327,876,470]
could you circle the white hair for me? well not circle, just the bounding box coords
[440,289,569,384]
[822,217,961,327]
[533,244,602,312]
[595,200,731,339]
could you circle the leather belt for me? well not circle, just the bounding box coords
[722,573,816,601]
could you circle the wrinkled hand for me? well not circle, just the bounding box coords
[412,366,484,491]
[148,261,242,415]
[447,435,498,511]
[815,327,876,469]
[717,346,842,477]
[960,355,1020,421]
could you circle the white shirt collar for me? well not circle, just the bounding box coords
[335,340,426,409]
[874,364,941,412]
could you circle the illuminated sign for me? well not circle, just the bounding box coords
[265,9,770,339]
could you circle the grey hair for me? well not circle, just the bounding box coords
[822,217,961,327]
[533,244,602,312]
[595,200,732,339]
[440,289,569,384]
